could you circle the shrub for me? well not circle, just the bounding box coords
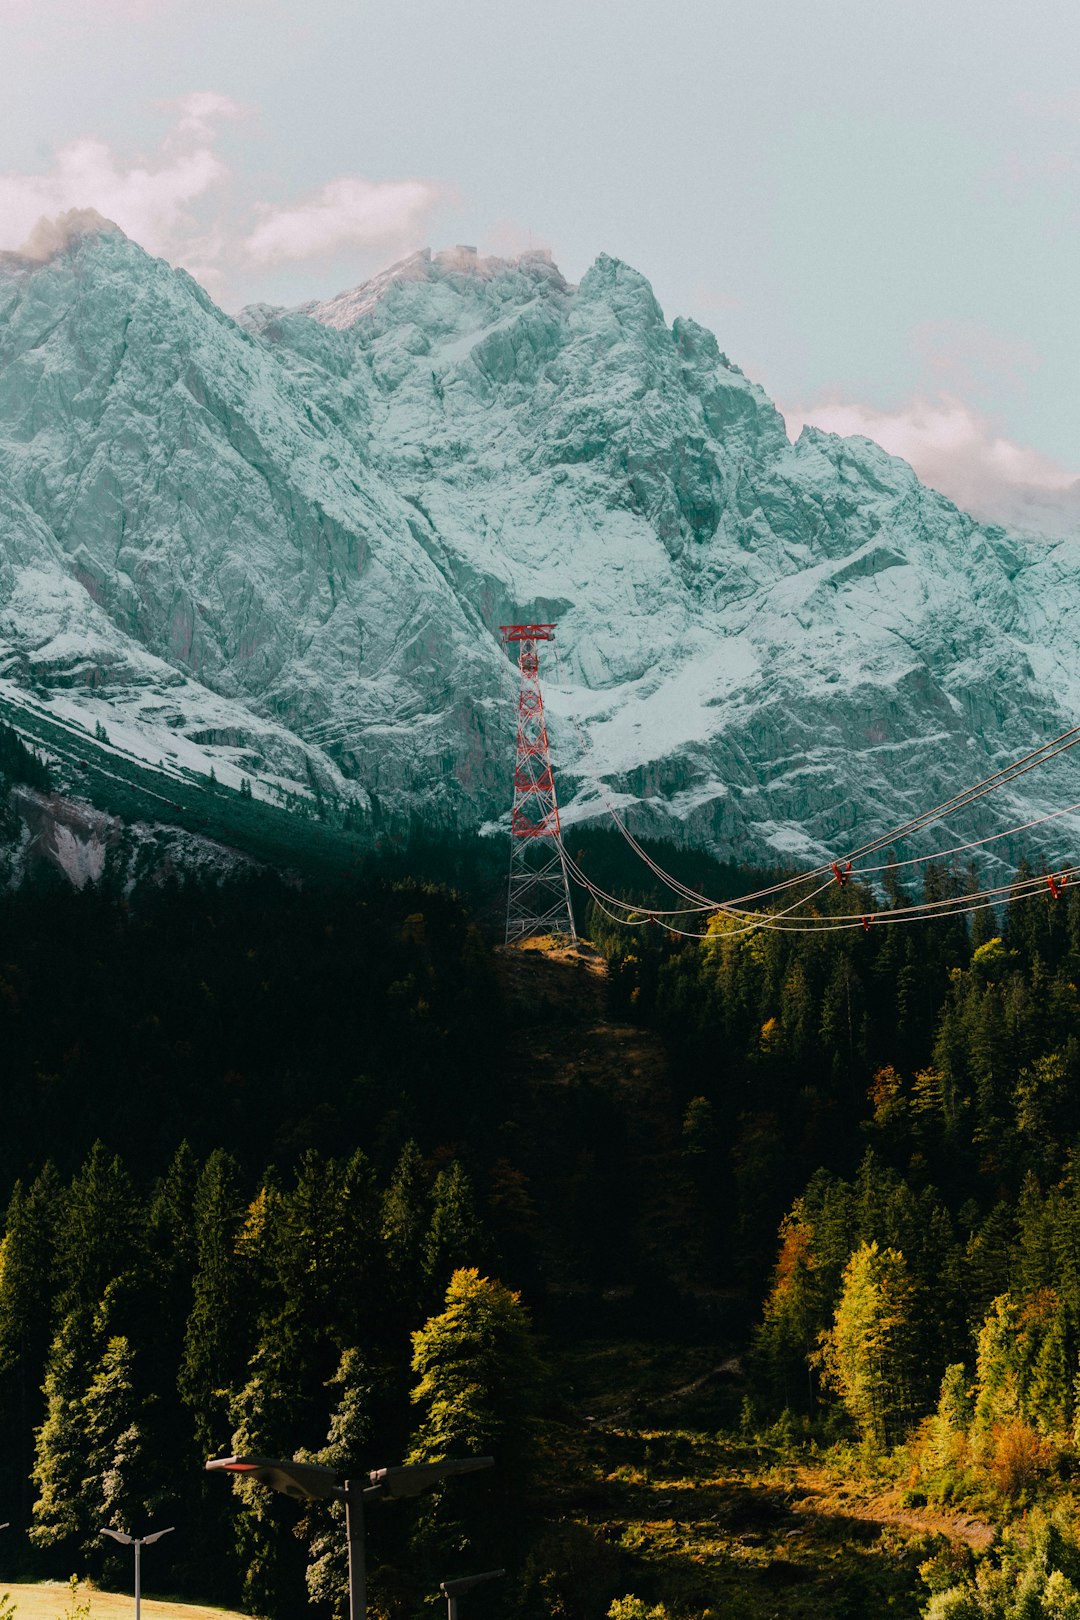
[984,1417,1053,1499]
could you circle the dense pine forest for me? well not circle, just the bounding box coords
[7,716,1080,1617]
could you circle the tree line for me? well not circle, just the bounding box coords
[0,863,719,1618]
[597,865,1080,1493]
[0,1140,544,1618]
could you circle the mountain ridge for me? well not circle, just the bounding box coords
[0,214,1078,880]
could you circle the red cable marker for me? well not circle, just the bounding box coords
[1048,872,1069,900]
[831,861,852,887]
[862,916,871,932]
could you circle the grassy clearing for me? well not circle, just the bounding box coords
[0,1585,249,1620]
[550,1341,992,1619]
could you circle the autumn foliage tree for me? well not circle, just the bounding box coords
[818,1241,920,1448]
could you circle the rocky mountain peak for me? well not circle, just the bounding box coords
[1,235,1079,879]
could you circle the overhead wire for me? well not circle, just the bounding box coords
[579,860,1080,941]
[556,674,1080,914]
[536,637,1080,943]
[606,724,1080,912]
[561,786,1080,922]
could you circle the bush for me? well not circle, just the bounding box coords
[984,1418,1054,1499]
[608,1598,672,1620]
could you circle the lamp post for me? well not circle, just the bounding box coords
[439,1569,505,1620]
[100,1526,175,1620]
[206,1453,493,1620]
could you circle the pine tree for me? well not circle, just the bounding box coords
[179,1150,246,1459]
[972,1294,1026,1435]
[409,1268,545,1481]
[381,1141,428,1314]
[31,1308,97,1554]
[0,1165,61,1520]
[54,1143,140,1319]
[304,1349,377,1618]
[756,1201,822,1411]
[407,1269,546,1574]
[228,1336,312,1619]
[331,1149,381,1347]
[83,1334,160,1536]
[144,1144,199,1464]
[423,1162,483,1295]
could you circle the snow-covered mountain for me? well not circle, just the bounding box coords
[2,212,1080,877]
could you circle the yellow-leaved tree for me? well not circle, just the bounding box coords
[818,1240,919,1449]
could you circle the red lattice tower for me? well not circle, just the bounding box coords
[500,623,577,945]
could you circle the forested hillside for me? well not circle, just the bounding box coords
[5,842,1080,1619]
[597,865,1080,1616]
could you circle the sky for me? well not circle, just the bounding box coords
[0,0,1077,531]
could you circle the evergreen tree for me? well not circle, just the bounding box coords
[0,1165,61,1521]
[54,1143,140,1319]
[31,1308,97,1556]
[755,1201,822,1411]
[228,1337,312,1619]
[331,1149,381,1347]
[409,1267,545,1472]
[304,1349,377,1618]
[179,1150,246,1459]
[408,1269,546,1570]
[423,1162,483,1295]
[83,1334,160,1537]
[381,1141,429,1314]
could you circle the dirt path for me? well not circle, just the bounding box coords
[785,1463,996,1551]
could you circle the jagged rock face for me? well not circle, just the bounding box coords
[1,226,1080,871]
[1,784,256,891]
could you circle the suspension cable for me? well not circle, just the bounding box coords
[560,692,1080,913]
[580,860,1078,941]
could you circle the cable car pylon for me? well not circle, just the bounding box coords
[500,623,577,946]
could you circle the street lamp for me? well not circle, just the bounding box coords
[100,1526,175,1620]
[439,1569,505,1620]
[206,1453,493,1620]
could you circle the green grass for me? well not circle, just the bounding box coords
[549,1342,943,1619]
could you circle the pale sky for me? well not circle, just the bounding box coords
[1,0,1078,529]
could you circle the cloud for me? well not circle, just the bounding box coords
[166,90,245,140]
[480,219,552,261]
[0,97,235,261]
[911,319,1044,401]
[783,395,1080,536]
[0,95,444,303]
[243,175,441,266]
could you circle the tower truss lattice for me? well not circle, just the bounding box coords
[500,623,577,945]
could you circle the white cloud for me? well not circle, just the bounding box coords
[480,219,552,261]
[244,175,440,265]
[0,96,445,303]
[167,90,245,140]
[0,113,230,261]
[783,395,1080,536]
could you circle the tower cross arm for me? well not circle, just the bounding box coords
[499,624,556,642]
